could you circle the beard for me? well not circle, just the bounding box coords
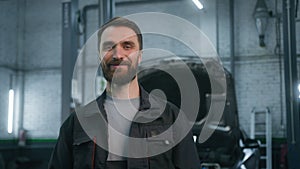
[101,58,138,85]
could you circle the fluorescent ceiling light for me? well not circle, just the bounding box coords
[192,0,204,10]
[298,84,300,98]
[7,89,14,134]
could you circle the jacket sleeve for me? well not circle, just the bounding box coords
[48,114,74,169]
[168,102,200,169]
[173,130,201,169]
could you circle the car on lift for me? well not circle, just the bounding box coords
[138,56,260,169]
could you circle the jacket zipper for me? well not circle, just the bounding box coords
[92,136,96,169]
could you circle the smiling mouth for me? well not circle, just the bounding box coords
[109,64,129,69]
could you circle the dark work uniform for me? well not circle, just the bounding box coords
[48,87,200,169]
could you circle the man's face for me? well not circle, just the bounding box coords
[99,26,141,85]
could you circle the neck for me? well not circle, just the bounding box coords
[106,77,140,99]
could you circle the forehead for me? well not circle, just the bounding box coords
[100,26,138,44]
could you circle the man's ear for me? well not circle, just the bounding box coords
[98,50,105,61]
[138,50,143,64]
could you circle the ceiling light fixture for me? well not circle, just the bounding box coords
[253,0,270,47]
[192,0,204,10]
[7,89,14,134]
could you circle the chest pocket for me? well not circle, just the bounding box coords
[146,125,176,169]
[146,125,174,147]
[73,135,94,169]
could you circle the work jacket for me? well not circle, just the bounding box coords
[48,87,200,169]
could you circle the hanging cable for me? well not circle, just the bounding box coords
[296,0,299,18]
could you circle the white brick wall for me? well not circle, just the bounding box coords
[23,70,61,138]
[234,58,286,138]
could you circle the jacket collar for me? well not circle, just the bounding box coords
[76,85,152,121]
[96,85,151,111]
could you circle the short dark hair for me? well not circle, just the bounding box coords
[97,17,143,52]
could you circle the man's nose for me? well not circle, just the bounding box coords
[112,44,125,59]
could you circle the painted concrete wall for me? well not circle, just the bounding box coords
[0,0,18,67]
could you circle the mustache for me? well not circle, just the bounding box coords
[107,59,131,66]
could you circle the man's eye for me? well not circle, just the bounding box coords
[103,45,113,51]
[123,43,133,50]
[124,45,131,49]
